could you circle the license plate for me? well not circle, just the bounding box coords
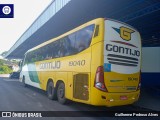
[120,96,128,100]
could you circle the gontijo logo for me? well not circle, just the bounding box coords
[112,26,135,41]
[0,4,14,18]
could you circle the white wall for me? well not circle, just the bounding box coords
[142,47,160,72]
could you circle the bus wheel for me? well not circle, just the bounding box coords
[22,77,26,87]
[57,82,67,104]
[47,81,56,100]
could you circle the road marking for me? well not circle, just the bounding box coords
[2,79,19,82]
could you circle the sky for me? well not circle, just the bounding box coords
[0,0,52,54]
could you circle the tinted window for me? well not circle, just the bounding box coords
[65,33,77,56]
[75,25,94,52]
[24,24,94,64]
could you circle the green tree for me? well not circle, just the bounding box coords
[0,59,13,74]
[0,59,3,65]
[0,65,13,74]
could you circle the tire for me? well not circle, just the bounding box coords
[47,81,57,100]
[22,77,26,87]
[57,82,67,104]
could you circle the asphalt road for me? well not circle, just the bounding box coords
[0,77,158,120]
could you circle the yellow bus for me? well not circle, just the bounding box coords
[20,18,141,107]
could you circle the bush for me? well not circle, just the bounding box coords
[0,65,13,74]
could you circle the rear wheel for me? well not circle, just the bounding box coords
[22,77,26,87]
[57,82,67,104]
[47,81,56,100]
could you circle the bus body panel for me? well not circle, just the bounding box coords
[35,47,92,102]
[21,64,41,89]
[90,19,141,106]
[90,41,104,104]
[104,19,141,93]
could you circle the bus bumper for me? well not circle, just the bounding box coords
[105,91,140,107]
[91,90,140,107]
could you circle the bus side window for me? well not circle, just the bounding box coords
[75,25,94,52]
[76,29,87,52]
[54,41,60,58]
[67,33,77,55]
[41,46,47,60]
[58,39,65,57]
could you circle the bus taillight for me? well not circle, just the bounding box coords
[94,66,107,92]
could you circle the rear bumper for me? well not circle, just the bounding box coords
[91,90,140,107]
[105,91,140,107]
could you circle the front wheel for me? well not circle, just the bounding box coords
[22,77,26,87]
[57,82,68,104]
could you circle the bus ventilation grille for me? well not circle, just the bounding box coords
[73,74,89,101]
[107,54,138,67]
